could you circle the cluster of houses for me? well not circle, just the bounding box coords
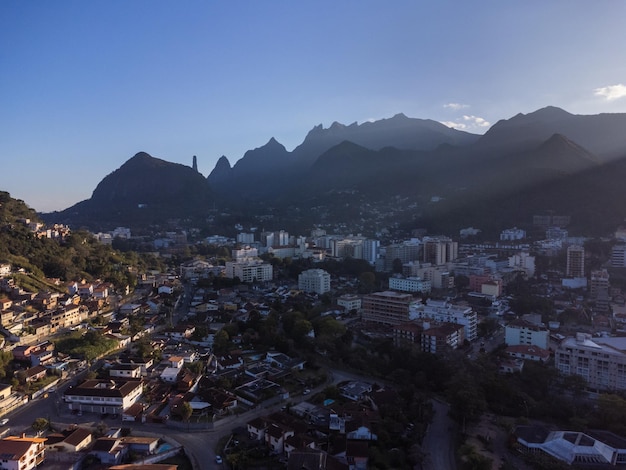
[244,381,396,469]
[0,425,177,469]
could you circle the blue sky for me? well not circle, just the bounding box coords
[2,1,626,212]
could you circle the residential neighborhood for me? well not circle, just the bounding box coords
[4,211,626,469]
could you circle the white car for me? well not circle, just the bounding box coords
[0,418,8,426]
[215,455,223,464]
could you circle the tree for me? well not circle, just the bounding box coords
[213,330,230,355]
[179,401,193,424]
[32,417,49,434]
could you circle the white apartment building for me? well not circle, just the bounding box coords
[505,319,549,349]
[232,246,258,261]
[237,232,256,244]
[224,260,273,283]
[612,244,626,268]
[298,269,331,295]
[389,276,431,294]
[556,333,626,391]
[509,252,536,278]
[404,262,454,289]
[409,299,477,341]
[500,227,526,241]
[337,294,362,312]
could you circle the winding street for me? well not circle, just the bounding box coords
[421,399,457,470]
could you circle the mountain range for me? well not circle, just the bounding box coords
[42,107,626,237]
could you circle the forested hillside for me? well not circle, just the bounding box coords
[0,191,158,291]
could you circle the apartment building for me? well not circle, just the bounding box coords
[389,275,431,294]
[409,299,477,341]
[64,379,143,414]
[362,291,414,326]
[505,319,549,349]
[555,333,626,392]
[224,260,273,283]
[298,269,331,295]
[566,245,585,278]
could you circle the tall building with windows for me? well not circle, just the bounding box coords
[556,333,626,391]
[566,245,585,278]
[612,244,626,268]
[362,291,414,326]
[298,269,331,295]
[422,236,458,266]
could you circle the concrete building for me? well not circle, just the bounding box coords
[555,333,626,391]
[64,379,143,414]
[389,275,431,294]
[505,319,549,350]
[421,322,464,354]
[337,294,361,313]
[566,245,585,278]
[500,227,526,241]
[590,269,610,298]
[409,299,477,341]
[509,252,536,278]
[611,244,626,268]
[422,236,458,266]
[384,239,422,271]
[224,260,273,283]
[362,291,414,326]
[298,269,331,295]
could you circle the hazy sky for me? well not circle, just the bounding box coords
[2,1,626,212]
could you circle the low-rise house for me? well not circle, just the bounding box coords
[265,352,305,371]
[505,344,551,363]
[23,365,47,383]
[160,367,181,383]
[266,422,295,454]
[45,427,93,452]
[121,436,159,454]
[284,434,316,457]
[248,417,268,440]
[122,402,146,422]
[339,382,372,402]
[109,364,142,379]
[90,437,127,465]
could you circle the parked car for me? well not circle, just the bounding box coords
[215,455,223,464]
[0,419,8,426]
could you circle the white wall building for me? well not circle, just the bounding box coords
[298,269,331,295]
[389,276,431,294]
[505,319,549,349]
[500,227,526,241]
[337,294,362,312]
[556,333,626,391]
[409,299,477,341]
[224,261,273,283]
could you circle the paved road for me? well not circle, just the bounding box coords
[421,399,456,470]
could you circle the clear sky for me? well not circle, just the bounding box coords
[2,1,626,212]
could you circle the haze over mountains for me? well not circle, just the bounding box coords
[42,107,626,237]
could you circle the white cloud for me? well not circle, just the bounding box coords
[440,120,468,130]
[594,84,626,101]
[462,115,490,127]
[440,114,490,132]
[444,102,469,110]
